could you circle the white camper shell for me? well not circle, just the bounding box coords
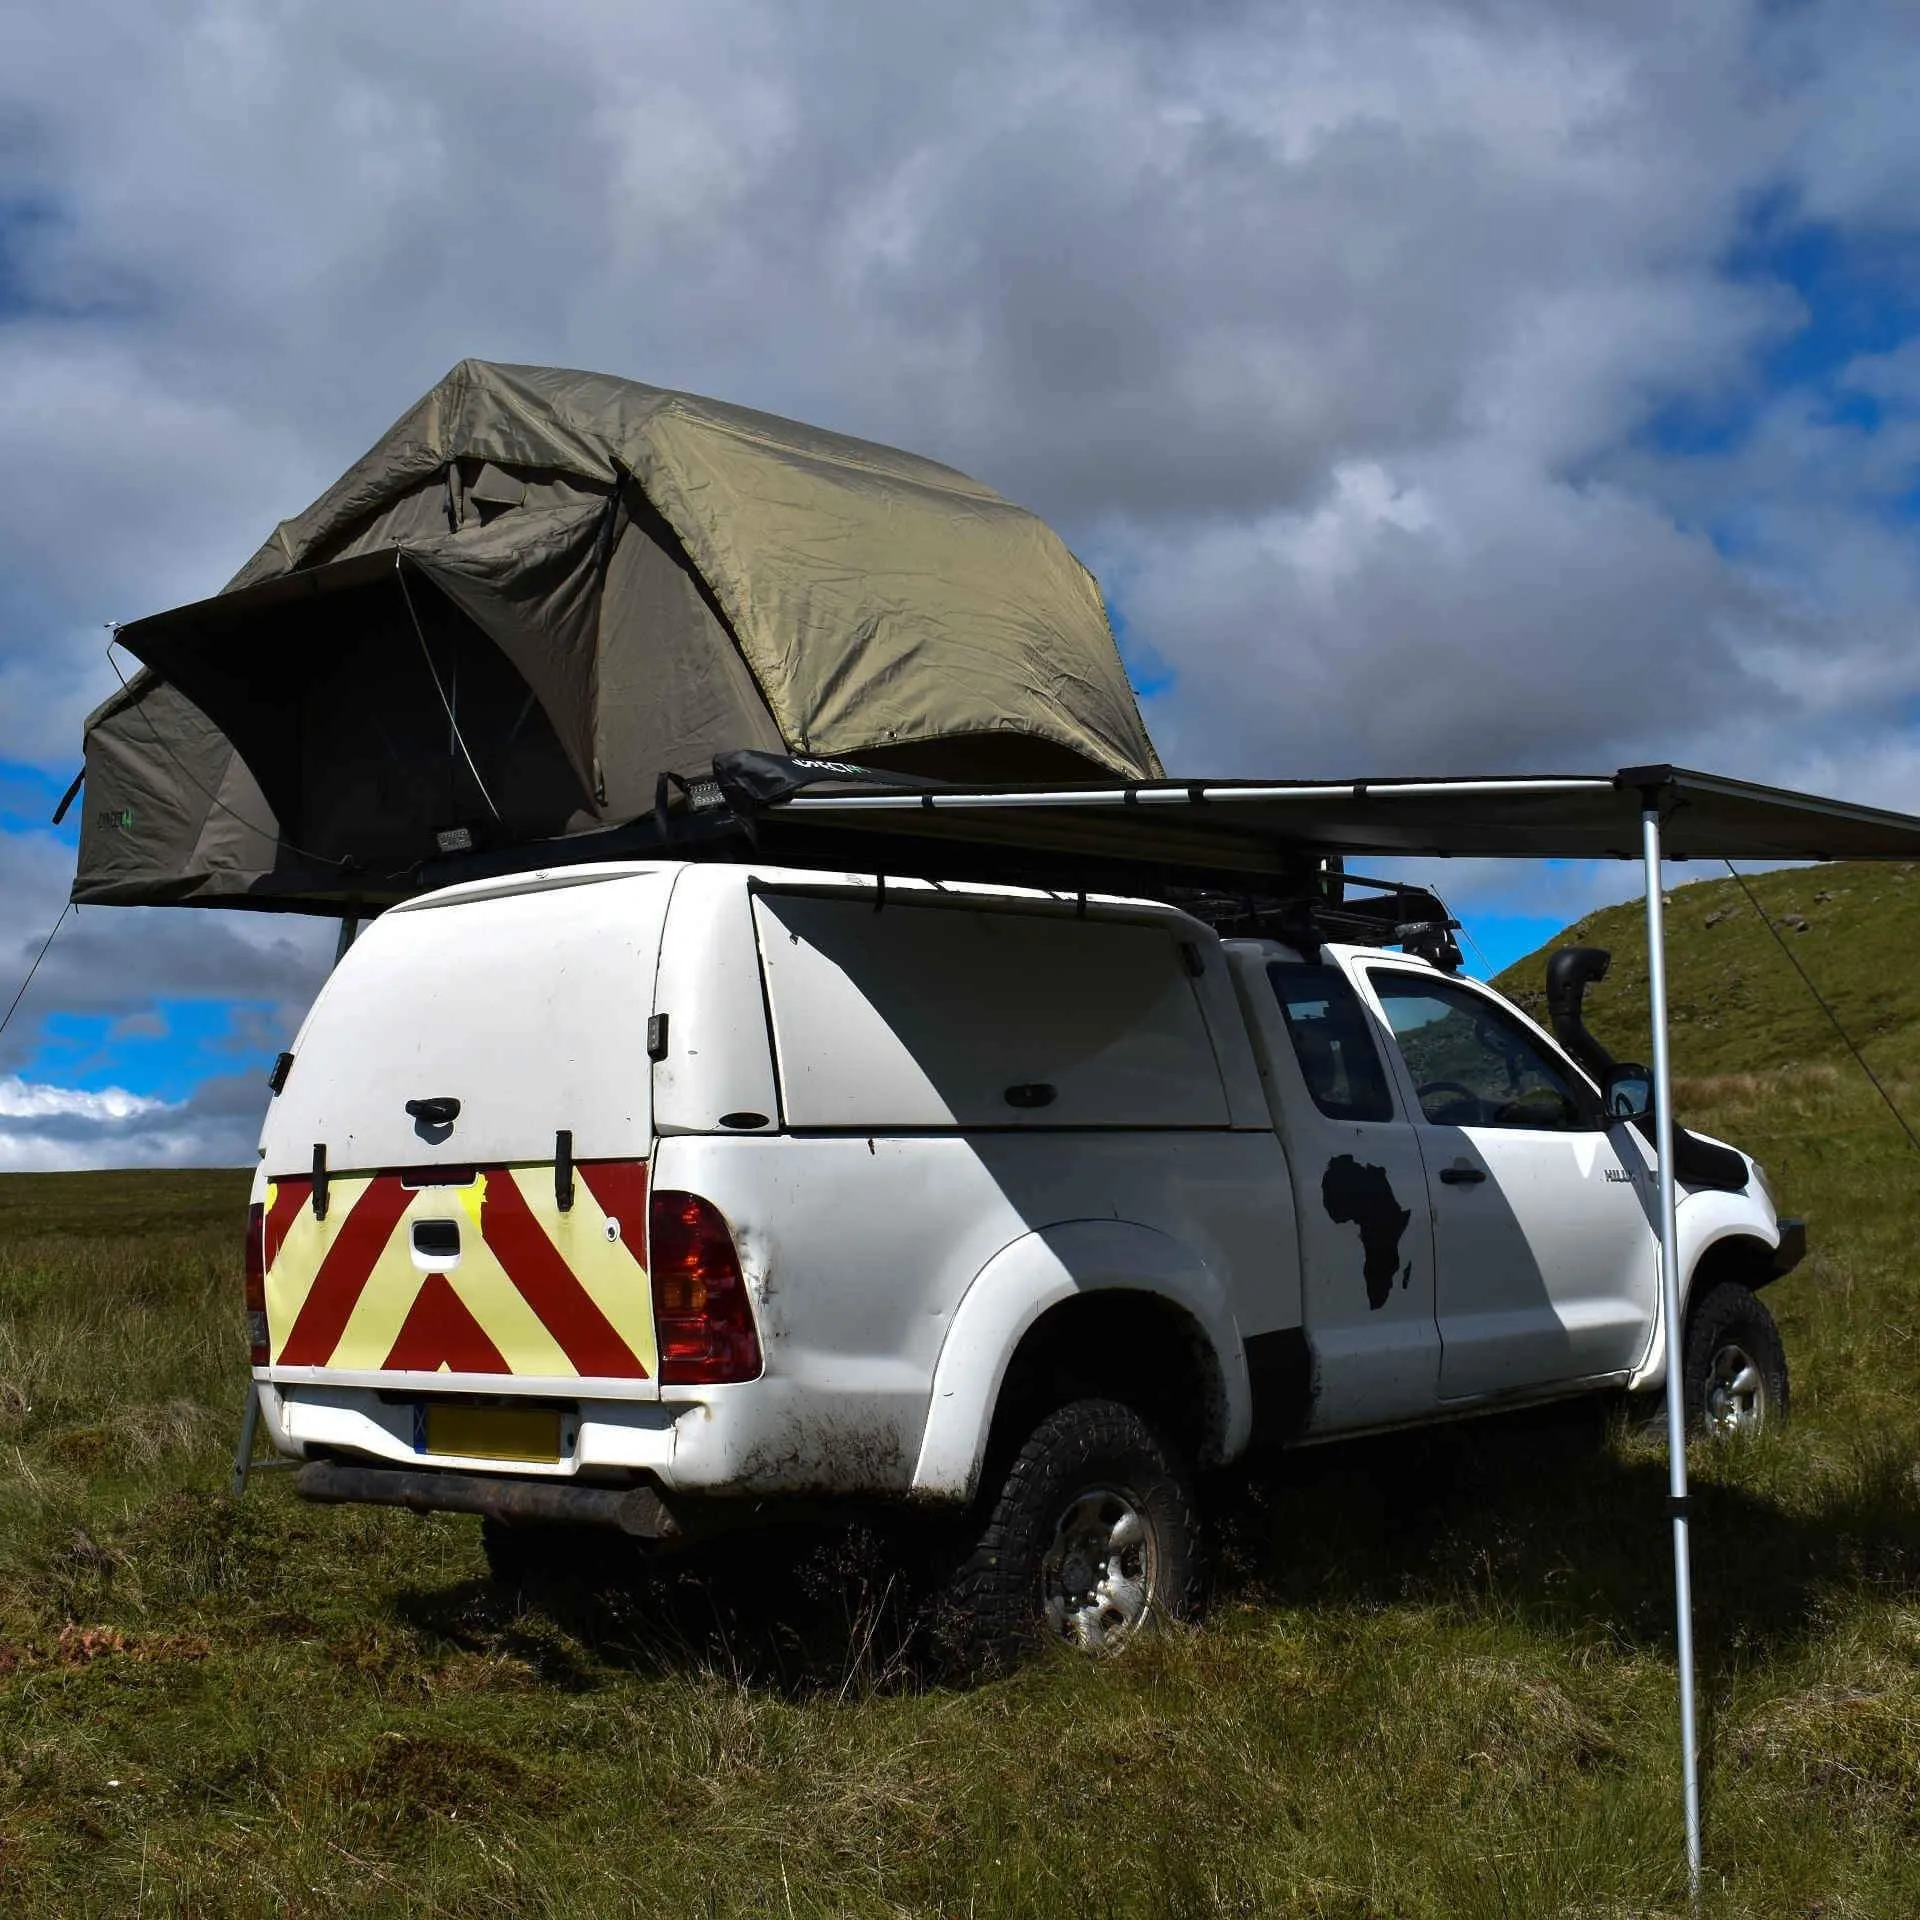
[251,858,1797,1660]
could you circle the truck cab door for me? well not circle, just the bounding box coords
[1235,948,1442,1431]
[1356,961,1659,1402]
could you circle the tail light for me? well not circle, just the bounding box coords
[243,1202,269,1365]
[646,1190,762,1385]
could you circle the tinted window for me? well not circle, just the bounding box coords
[1268,964,1395,1122]
[1370,972,1588,1131]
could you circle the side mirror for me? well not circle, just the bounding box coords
[1602,1063,1653,1120]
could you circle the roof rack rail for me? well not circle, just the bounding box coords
[1172,872,1464,972]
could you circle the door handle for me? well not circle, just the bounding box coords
[1003,1083,1057,1109]
[1439,1166,1486,1185]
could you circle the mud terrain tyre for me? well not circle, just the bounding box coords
[941,1397,1199,1675]
[1683,1281,1789,1437]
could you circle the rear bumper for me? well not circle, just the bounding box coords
[295,1460,681,1537]
[257,1374,931,1498]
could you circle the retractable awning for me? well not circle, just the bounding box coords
[716,755,1920,870]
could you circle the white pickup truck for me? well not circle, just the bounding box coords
[249,858,1800,1664]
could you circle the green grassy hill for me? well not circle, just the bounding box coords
[1492,858,1920,1082]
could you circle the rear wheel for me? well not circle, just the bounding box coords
[1683,1281,1789,1438]
[941,1397,1199,1674]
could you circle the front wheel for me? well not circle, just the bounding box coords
[1683,1281,1789,1437]
[940,1397,1199,1675]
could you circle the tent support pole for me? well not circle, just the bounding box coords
[333,911,360,970]
[1643,804,1702,1902]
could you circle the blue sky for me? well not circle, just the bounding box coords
[0,759,71,840]
[0,761,282,1102]
[23,998,273,1104]
[2,0,1918,1164]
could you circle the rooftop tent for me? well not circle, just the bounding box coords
[74,360,1162,911]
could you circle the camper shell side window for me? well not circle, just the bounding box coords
[751,890,1230,1131]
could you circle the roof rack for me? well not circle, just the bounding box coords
[414,756,1466,970]
[1172,872,1465,972]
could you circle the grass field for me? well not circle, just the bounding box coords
[2,867,1918,1915]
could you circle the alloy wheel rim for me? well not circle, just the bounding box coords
[1041,1487,1155,1651]
[1704,1341,1768,1435]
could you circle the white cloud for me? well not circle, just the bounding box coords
[0,1075,166,1123]
[0,1071,265,1169]
[3,3,1910,759]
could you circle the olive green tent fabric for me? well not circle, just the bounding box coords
[76,359,1159,910]
[77,676,283,907]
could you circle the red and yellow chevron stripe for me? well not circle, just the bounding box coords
[261,1162,656,1378]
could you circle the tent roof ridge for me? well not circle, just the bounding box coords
[642,391,1005,503]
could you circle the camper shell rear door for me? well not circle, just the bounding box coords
[255,865,670,1395]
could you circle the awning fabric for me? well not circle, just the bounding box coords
[704,754,1920,885]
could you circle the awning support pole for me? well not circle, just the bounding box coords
[1643,804,1702,1902]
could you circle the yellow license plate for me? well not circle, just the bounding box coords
[423,1403,563,1463]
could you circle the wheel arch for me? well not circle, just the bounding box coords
[1628,1203,1791,1394]
[1688,1230,1781,1296]
[908,1221,1246,1503]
